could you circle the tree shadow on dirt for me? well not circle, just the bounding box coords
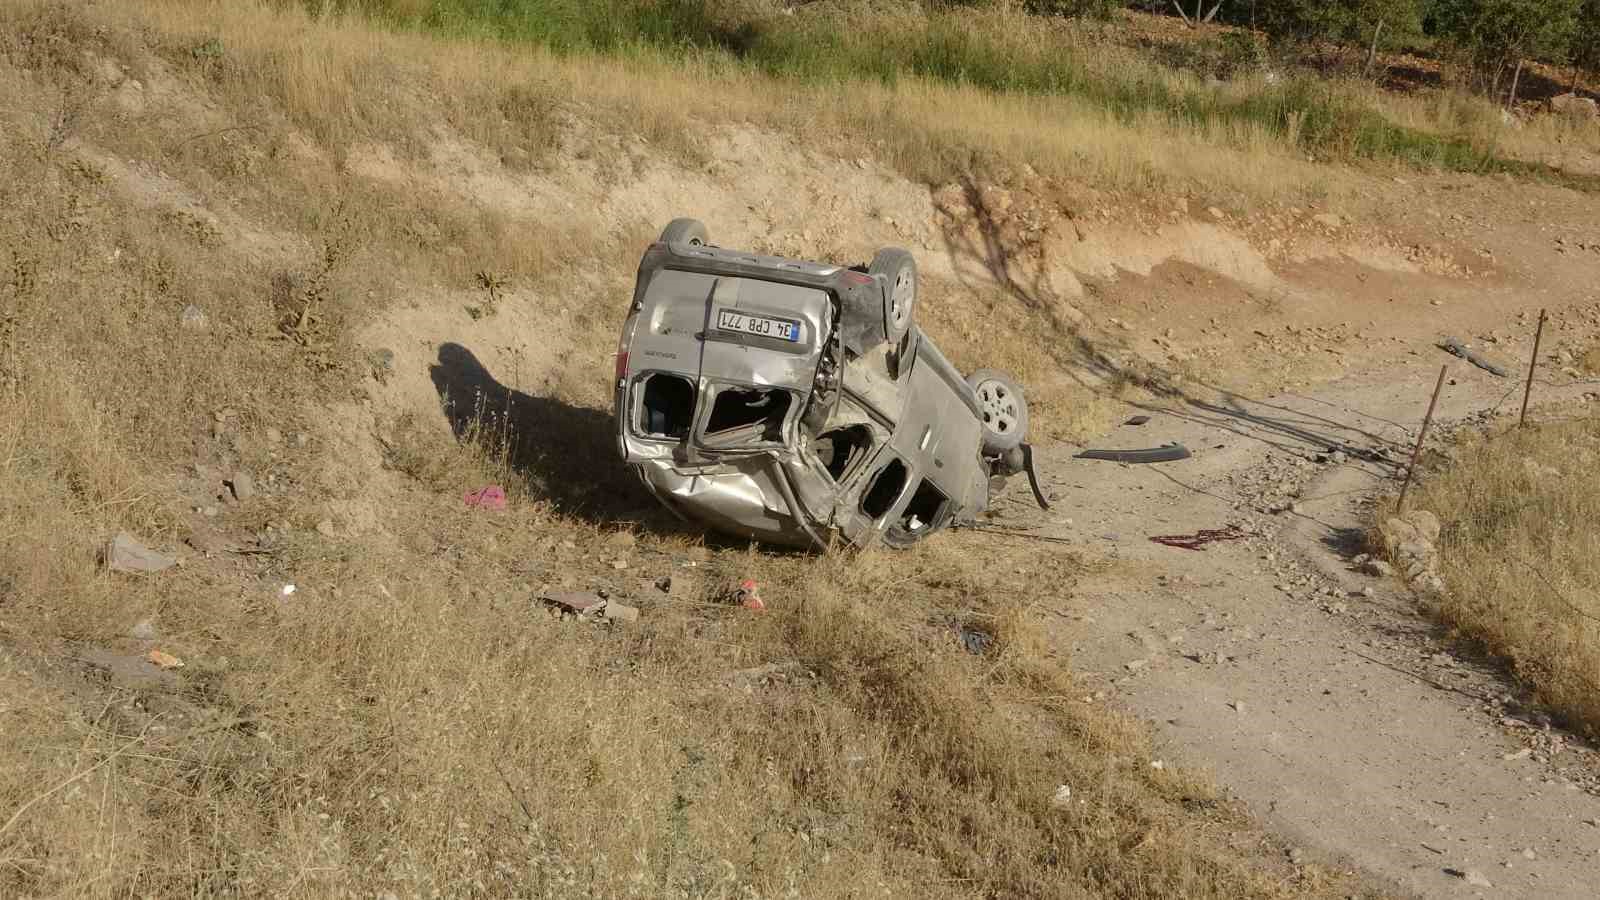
[932,173,1413,466]
[428,342,667,526]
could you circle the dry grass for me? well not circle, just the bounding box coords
[0,1,1395,896]
[96,0,1362,206]
[1406,415,1600,737]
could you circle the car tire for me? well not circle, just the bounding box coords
[968,369,1028,453]
[868,247,917,344]
[659,218,708,247]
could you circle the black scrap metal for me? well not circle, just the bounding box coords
[1438,337,1508,377]
[1149,525,1247,551]
[1021,443,1051,510]
[1074,443,1191,464]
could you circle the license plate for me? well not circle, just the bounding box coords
[716,309,799,342]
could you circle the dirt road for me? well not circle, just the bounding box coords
[990,355,1600,898]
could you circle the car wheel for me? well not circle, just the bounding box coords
[659,218,708,247]
[968,368,1028,453]
[868,248,916,343]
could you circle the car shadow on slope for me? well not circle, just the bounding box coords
[428,342,666,527]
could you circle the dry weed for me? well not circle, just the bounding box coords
[1410,416,1600,735]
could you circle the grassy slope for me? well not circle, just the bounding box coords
[332,0,1594,183]
[0,1,1376,896]
[1409,415,1600,736]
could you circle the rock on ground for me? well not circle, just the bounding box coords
[105,532,176,574]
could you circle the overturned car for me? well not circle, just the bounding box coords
[613,218,1045,550]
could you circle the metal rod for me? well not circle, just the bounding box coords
[1398,365,1448,513]
[1520,308,1547,428]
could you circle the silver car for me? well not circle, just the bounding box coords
[612,218,1044,550]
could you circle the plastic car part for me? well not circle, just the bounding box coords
[1021,443,1050,510]
[968,368,1029,453]
[1074,443,1191,463]
[659,217,708,247]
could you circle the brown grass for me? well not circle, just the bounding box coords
[1406,415,1600,736]
[0,1,1397,896]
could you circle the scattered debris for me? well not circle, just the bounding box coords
[1076,443,1191,464]
[146,649,184,669]
[1353,553,1397,578]
[179,304,208,330]
[543,592,605,616]
[463,485,507,510]
[1437,337,1508,377]
[959,627,993,656]
[77,647,180,690]
[541,591,641,625]
[725,578,765,611]
[602,601,640,623]
[1149,525,1247,551]
[367,347,395,383]
[1443,868,1493,888]
[104,532,177,574]
[653,572,700,601]
[1050,784,1073,808]
[726,660,809,689]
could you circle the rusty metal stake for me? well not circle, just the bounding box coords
[1519,308,1547,428]
[1398,365,1448,513]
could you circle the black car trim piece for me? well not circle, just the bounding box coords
[1073,443,1192,464]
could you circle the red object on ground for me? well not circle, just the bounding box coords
[734,578,765,611]
[1149,526,1246,551]
[463,485,507,510]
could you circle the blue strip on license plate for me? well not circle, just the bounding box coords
[716,309,799,342]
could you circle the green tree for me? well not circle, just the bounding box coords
[1571,0,1600,84]
[1254,0,1420,59]
[1220,0,1423,73]
[1430,0,1581,100]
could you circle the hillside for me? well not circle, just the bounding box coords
[3,0,1599,897]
